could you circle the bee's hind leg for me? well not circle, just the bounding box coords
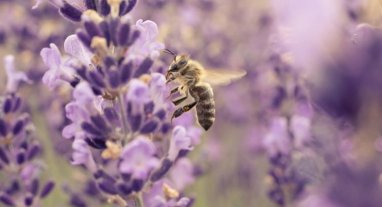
[171,101,197,122]
[172,96,188,105]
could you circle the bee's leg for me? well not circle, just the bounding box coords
[166,72,174,83]
[172,96,188,105]
[172,88,189,105]
[170,87,179,94]
[171,101,197,122]
[166,86,179,99]
[166,78,174,84]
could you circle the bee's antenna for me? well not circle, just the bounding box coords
[162,49,177,60]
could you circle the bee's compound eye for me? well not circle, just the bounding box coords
[179,60,187,66]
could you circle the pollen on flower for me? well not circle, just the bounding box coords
[162,183,179,200]
[82,10,104,23]
[107,0,122,17]
[91,37,108,57]
[101,141,122,160]
[91,54,102,66]
[107,195,127,206]
[139,74,152,84]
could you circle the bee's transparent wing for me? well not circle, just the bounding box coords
[202,69,246,86]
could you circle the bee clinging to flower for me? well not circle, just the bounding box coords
[164,49,246,131]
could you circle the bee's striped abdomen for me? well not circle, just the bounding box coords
[190,83,215,131]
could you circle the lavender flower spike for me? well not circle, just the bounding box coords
[0,55,55,206]
[4,55,31,93]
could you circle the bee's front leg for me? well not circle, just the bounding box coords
[166,72,176,84]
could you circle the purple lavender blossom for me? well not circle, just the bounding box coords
[262,117,291,157]
[143,180,191,207]
[71,138,97,172]
[119,137,160,180]
[168,126,193,161]
[41,43,76,89]
[64,34,93,66]
[167,158,195,191]
[127,19,165,60]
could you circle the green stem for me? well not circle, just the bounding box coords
[136,193,145,207]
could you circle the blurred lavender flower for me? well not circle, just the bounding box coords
[4,55,31,93]
[296,163,382,207]
[271,0,346,74]
[262,117,291,157]
[0,55,55,206]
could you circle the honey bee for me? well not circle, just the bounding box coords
[164,49,246,131]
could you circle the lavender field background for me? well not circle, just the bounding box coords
[1,0,382,207]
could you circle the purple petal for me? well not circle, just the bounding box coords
[0,193,15,206]
[71,139,97,172]
[59,1,83,22]
[169,158,195,191]
[126,19,164,59]
[4,55,31,92]
[150,158,173,182]
[120,137,159,179]
[40,44,61,70]
[29,179,39,196]
[64,35,92,66]
[127,79,150,103]
[0,119,8,137]
[168,126,192,161]
[140,119,159,134]
[40,181,55,198]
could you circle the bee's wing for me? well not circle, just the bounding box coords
[201,69,247,86]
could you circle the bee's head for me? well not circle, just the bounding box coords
[163,49,189,72]
[163,49,190,82]
[169,54,189,72]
